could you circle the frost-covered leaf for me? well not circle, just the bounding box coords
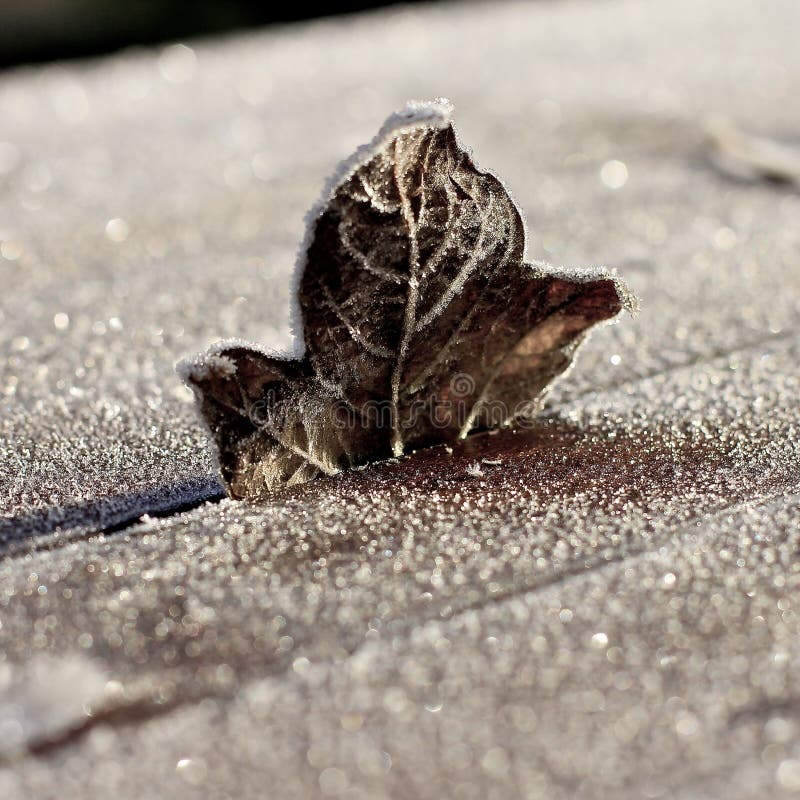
[180,99,633,498]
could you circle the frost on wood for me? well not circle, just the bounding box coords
[180,100,634,498]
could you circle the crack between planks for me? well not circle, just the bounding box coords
[550,328,794,410]
[423,485,800,627]
[0,484,225,560]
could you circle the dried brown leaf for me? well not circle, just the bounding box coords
[179,100,634,498]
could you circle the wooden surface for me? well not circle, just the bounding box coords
[1,1,800,797]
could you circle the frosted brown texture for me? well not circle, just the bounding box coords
[181,101,632,497]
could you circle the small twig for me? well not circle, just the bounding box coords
[705,117,800,187]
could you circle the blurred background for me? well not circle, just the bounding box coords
[0,0,427,67]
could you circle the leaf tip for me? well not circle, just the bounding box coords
[379,97,454,138]
[607,271,640,316]
[175,355,204,385]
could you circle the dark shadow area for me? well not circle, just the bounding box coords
[0,0,436,68]
[0,476,224,556]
